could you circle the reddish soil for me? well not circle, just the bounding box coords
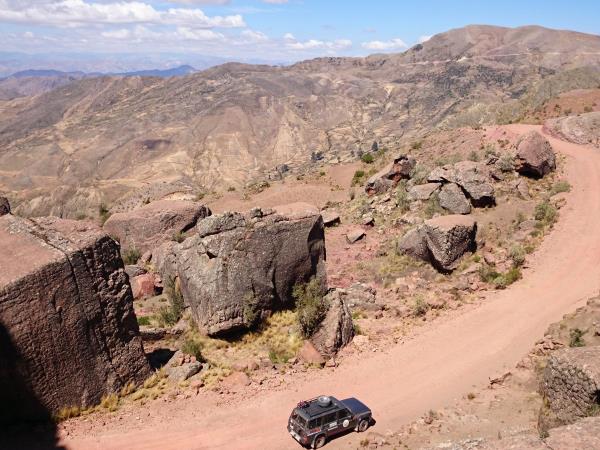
[59,125,600,449]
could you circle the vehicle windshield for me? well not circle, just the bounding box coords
[290,411,307,427]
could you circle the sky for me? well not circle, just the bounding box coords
[1,0,599,66]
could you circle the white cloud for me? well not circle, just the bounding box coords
[240,29,268,42]
[418,35,432,43]
[23,30,34,38]
[283,32,295,41]
[168,0,230,4]
[0,0,245,28]
[286,37,352,51]
[361,38,407,51]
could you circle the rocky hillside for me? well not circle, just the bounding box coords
[1,25,600,219]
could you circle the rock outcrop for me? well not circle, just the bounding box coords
[544,111,600,148]
[0,197,10,216]
[515,131,556,178]
[398,215,477,272]
[310,290,354,358]
[428,161,495,207]
[365,154,416,195]
[158,204,326,336]
[438,183,471,214]
[0,215,151,422]
[539,346,600,430]
[103,200,211,254]
[408,183,440,201]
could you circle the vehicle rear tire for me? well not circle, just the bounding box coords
[312,434,326,449]
[357,418,370,432]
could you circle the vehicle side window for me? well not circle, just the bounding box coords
[309,418,319,429]
[337,409,351,420]
[322,413,337,424]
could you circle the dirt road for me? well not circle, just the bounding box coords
[62,125,600,450]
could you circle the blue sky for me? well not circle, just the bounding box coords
[1,0,599,64]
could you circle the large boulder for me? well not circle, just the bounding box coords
[539,346,600,431]
[398,215,477,272]
[310,290,354,358]
[438,183,471,214]
[515,131,556,178]
[429,161,495,207]
[423,215,477,271]
[103,200,211,254]
[0,215,151,422]
[365,154,416,195]
[407,183,440,201]
[158,204,326,336]
[0,197,10,216]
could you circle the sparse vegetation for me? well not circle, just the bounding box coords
[497,154,515,172]
[181,336,204,361]
[479,264,522,289]
[293,277,328,337]
[137,316,152,326]
[569,328,586,347]
[509,244,526,267]
[395,180,410,213]
[352,170,366,186]
[361,153,374,164]
[98,203,111,225]
[424,192,444,218]
[122,247,141,265]
[411,141,423,150]
[534,200,558,227]
[550,180,571,196]
[412,295,429,317]
[100,393,119,412]
[158,277,185,327]
[172,231,186,243]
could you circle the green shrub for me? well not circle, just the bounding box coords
[158,277,185,327]
[352,170,366,186]
[410,164,430,184]
[569,328,586,347]
[243,293,261,328]
[497,154,514,172]
[468,150,480,162]
[172,231,186,243]
[412,296,429,317]
[293,278,328,337]
[395,180,410,213]
[584,105,593,113]
[411,141,423,150]
[509,244,526,267]
[98,203,111,225]
[122,247,141,265]
[534,200,558,227]
[181,337,204,361]
[550,181,571,196]
[424,193,444,218]
[137,316,152,326]
[361,153,374,164]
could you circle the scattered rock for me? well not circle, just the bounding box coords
[157,204,326,336]
[125,264,147,278]
[0,215,151,421]
[310,290,354,358]
[221,372,251,392]
[103,200,211,254]
[298,341,325,366]
[438,183,471,214]
[0,197,10,216]
[232,359,260,372]
[408,183,441,201]
[131,273,157,300]
[346,228,366,244]
[321,210,341,227]
[397,227,430,261]
[362,215,375,226]
[167,362,202,383]
[515,178,531,200]
[429,161,495,207]
[423,215,477,272]
[515,131,556,178]
[365,154,416,195]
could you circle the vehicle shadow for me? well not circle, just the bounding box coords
[0,323,66,450]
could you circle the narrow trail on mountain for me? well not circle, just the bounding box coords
[61,124,600,450]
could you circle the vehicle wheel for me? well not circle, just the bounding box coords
[357,418,370,432]
[312,435,326,449]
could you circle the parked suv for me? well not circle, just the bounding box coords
[288,395,372,448]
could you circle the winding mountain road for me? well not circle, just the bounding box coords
[62,125,600,450]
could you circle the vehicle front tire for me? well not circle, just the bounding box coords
[312,434,326,449]
[357,418,370,432]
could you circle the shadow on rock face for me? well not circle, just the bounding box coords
[147,347,176,370]
[0,323,65,450]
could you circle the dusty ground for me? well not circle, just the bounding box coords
[47,125,600,450]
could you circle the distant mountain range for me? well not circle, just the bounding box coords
[0,65,198,100]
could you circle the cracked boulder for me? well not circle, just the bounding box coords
[398,215,477,272]
[103,200,211,254]
[438,183,471,214]
[158,203,326,336]
[0,215,151,422]
[428,161,495,207]
[310,289,354,358]
[515,130,556,178]
[365,154,416,195]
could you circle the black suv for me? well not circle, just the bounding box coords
[287,395,372,448]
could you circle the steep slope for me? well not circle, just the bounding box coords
[1,25,600,218]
